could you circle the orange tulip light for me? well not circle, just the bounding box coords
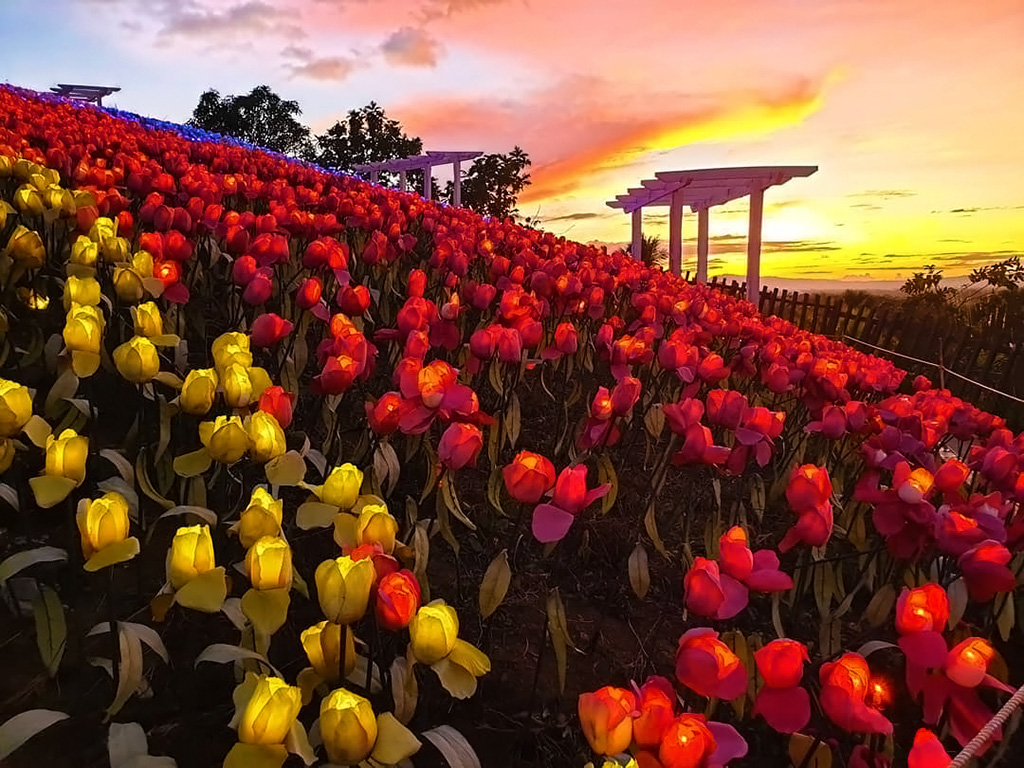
[945,637,996,688]
[577,686,637,756]
[657,714,715,768]
[674,628,747,701]
[819,653,892,734]
[502,450,556,504]
[632,676,676,750]
[375,569,421,631]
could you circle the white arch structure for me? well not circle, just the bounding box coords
[607,165,817,303]
[353,151,482,206]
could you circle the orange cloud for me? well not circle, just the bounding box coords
[396,74,829,204]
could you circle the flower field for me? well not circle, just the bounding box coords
[0,84,1022,767]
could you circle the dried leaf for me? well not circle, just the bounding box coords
[0,547,68,586]
[32,585,66,676]
[0,710,69,760]
[644,501,669,558]
[422,725,481,768]
[478,550,511,619]
[947,577,968,628]
[997,594,1015,643]
[643,404,664,439]
[628,543,650,599]
[546,588,571,694]
[788,734,832,768]
[864,584,896,628]
[597,453,617,515]
[194,643,281,677]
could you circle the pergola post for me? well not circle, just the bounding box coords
[398,169,407,192]
[631,208,643,261]
[696,206,710,285]
[668,189,683,276]
[369,170,379,184]
[746,186,764,303]
[422,166,432,200]
[452,160,462,207]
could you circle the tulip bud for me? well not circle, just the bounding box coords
[319,688,378,765]
[502,451,556,504]
[237,675,302,746]
[409,600,459,664]
[245,536,293,591]
[248,366,272,400]
[376,570,421,630]
[62,275,101,311]
[366,392,403,435]
[258,386,294,430]
[167,524,216,590]
[438,423,483,470]
[112,266,145,303]
[131,302,164,338]
[243,269,273,305]
[63,304,104,356]
[45,428,88,485]
[250,313,293,348]
[246,411,287,463]
[231,254,258,285]
[199,415,249,464]
[76,491,131,561]
[70,235,99,267]
[296,277,322,310]
[7,225,45,269]
[315,555,376,624]
[322,463,364,509]
[113,336,161,383]
[0,378,33,437]
[102,236,131,264]
[212,332,252,372]
[237,487,283,548]
[338,284,371,316]
[301,621,355,680]
[221,363,254,408]
[180,368,218,415]
[14,185,45,216]
[335,504,399,554]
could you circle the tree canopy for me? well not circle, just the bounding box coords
[187,86,533,221]
[188,86,311,157]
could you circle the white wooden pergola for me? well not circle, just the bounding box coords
[607,165,817,303]
[353,151,482,205]
[49,83,121,106]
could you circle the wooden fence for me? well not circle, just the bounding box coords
[689,274,1024,427]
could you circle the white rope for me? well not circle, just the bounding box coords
[950,680,1024,766]
[841,334,1024,406]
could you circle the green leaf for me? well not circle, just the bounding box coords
[0,547,68,586]
[0,710,69,760]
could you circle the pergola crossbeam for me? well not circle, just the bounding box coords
[353,151,482,203]
[49,83,120,106]
[607,165,817,302]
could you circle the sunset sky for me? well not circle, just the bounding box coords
[3,0,1022,281]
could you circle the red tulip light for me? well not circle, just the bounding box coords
[752,639,810,733]
[895,584,950,667]
[674,628,747,701]
[438,423,483,470]
[781,464,834,552]
[375,569,421,631]
[633,676,676,750]
[250,313,294,347]
[907,729,950,768]
[818,653,892,734]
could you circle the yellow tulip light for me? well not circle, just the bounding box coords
[320,688,421,767]
[320,463,364,510]
[62,275,101,311]
[44,184,75,216]
[198,415,248,464]
[179,368,218,415]
[30,428,89,508]
[224,673,309,768]
[246,411,286,463]
[242,536,293,647]
[248,366,272,400]
[63,303,104,377]
[314,555,375,625]
[131,301,163,338]
[0,438,14,474]
[6,225,45,269]
[212,332,252,372]
[297,620,356,702]
[236,487,284,548]
[222,362,254,408]
[0,378,33,437]
[113,336,161,384]
[70,235,98,268]
[166,524,227,612]
[112,266,144,303]
[75,492,139,571]
[14,184,44,216]
[409,599,491,699]
[333,503,399,554]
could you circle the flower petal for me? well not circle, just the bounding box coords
[899,631,949,669]
[753,686,811,733]
[29,475,78,508]
[715,574,749,620]
[223,743,288,768]
[174,566,227,612]
[84,537,140,571]
[447,639,491,677]
[432,656,478,699]
[531,503,575,543]
[241,587,291,637]
[370,712,422,764]
[707,721,748,767]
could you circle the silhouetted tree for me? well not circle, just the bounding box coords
[188,86,311,156]
[309,102,422,174]
[444,147,532,220]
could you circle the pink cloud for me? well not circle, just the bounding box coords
[380,27,442,67]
